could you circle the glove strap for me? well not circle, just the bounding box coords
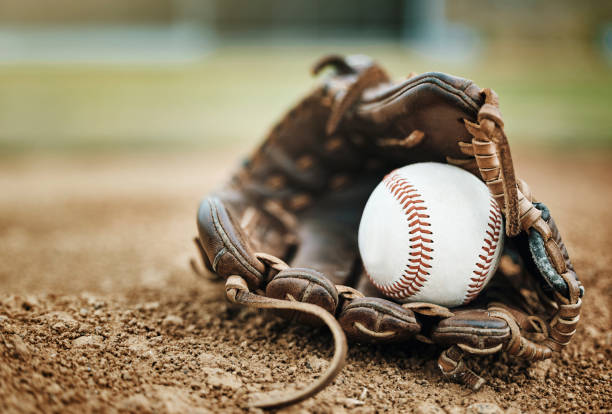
[438,345,486,391]
[459,88,521,236]
[224,274,347,409]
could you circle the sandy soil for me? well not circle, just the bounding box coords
[0,149,610,413]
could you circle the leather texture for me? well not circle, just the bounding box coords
[194,54,583,407]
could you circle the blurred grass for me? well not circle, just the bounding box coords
[0,41,611,154]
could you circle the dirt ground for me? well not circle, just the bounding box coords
[0,148,610,413]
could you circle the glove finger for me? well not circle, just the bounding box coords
[431,309,510,352]
[266,267,339,326]
[338,297,421,343]
[526,202,582,299]
[196,196,266,290]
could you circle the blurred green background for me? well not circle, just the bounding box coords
[0,0,611,154]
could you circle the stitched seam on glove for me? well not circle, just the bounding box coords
[344,300,417,323]
[358,76,481,113]
[435,326,509,336]
[209,198,263,281]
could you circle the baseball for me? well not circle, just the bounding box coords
[358,162,504,307]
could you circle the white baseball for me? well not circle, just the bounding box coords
[358,162,504,307]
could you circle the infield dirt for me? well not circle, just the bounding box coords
[0,148,610,413]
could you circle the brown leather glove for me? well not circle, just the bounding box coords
[193,54,583,409]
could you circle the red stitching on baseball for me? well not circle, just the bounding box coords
[367,172,434,299]
[463,199,502,303]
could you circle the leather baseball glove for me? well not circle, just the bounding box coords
[193,55,583,409]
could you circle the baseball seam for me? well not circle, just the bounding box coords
[367,173,433,299]
[463,198,502,304]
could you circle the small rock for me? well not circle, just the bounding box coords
[42,312,78,330]
[446,406,465,414]
[307,356,326,372]
[125,335,151,354]
[22,296,39,310]
[162,315,184,328]
[198,352,219,366]
[413,402,445,414]
[339,397,364,408]
[77,322,91,334]
[46,383,62,394]
[466,402,503,414]
[143,302,160,311]
[52,322,67,332]
[149,336,163,346]
[359,387,368,400]
[79,308,89,317]
[527,359,552,381]
[255,367,273,382]
[7,334,30,360]
[203,367,242,390]
[73,335,104,347]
